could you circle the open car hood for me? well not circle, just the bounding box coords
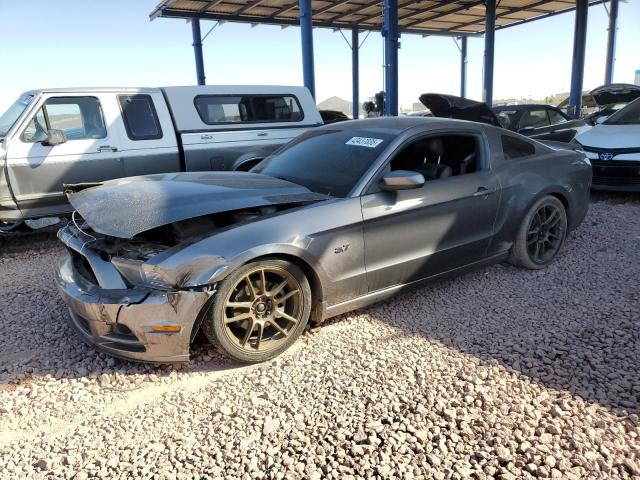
[419,93,501,127]
[65,172,329,239]
[590,84,640,107]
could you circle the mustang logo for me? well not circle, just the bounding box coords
[599,152,614,161]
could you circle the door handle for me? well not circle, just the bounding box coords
[473,187,497,197]
[97,145,118,153]
[257,132,268,137]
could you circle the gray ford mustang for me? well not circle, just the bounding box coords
[55,117,591,363]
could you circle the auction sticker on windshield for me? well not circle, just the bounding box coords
[346,137,384,148]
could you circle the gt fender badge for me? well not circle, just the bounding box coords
[334,244,350,254]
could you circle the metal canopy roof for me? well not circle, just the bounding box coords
[151,0,606,36]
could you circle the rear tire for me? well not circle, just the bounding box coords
[201,259,312,363]
[509,195,567,270]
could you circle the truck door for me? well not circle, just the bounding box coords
[113,92,180,177]
[4,94,124,217]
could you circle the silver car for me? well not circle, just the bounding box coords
[55,117,591,363]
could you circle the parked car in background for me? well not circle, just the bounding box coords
[573,97,640,191]
[0,86,321,231]
[586,83,640,125]
[493,104,590,143]
[319,109,350,124]
[56,117,591,363]
[418,93,589,142]
[557,83,640,124]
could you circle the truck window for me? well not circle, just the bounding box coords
[21,96,107,143]
[118,95,163,140]
[194,95,303,125]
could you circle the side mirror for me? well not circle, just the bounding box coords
[517,126,535,135]
[595,116,607,125]
[381,170,425,191]
[43,129,66,147]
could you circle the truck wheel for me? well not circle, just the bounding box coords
[509,195,567,270]
[201,259,312,363]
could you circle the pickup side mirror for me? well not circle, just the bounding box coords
[381,170,425,191]
[43,129,66,147]
[595,115,607,125]
[517,126,536,135]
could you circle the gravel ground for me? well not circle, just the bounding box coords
[0,193,638,480]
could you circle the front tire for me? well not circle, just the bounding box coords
[509,195,567,270]
[201,259,312,363]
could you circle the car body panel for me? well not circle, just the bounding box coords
[55,117,592,362]
[65,171,330,239]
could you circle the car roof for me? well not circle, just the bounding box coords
[315,116,490,134]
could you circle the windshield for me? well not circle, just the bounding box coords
[253,128,395,197]
[604,98,640,125]
[0,94,33,137]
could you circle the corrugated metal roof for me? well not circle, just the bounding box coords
[150,0,606,36]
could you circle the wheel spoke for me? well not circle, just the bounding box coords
[534,241,542,261]
[268,320,289,338]
[269,279,288,297]
[244,275,258,299]
[255,323,264,350]
[226,301,252,309]
[276,289,300,304]
[240,321,255,346]
[275,309,299,325]
[548,216,561,228]
[225,312,252,324]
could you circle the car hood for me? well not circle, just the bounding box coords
[419,93,501,127]
[576,124,640,149]
[590,84,640,107]
[65,171,330,239]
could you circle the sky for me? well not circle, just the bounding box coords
[0,0,639,114]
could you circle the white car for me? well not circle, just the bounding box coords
[574,97,640,192]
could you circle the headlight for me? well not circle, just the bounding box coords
[111,257,174,290]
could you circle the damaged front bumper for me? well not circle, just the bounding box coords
[55,227,214,363]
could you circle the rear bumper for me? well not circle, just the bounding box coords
[56,254,213,363]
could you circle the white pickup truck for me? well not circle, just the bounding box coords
[0,85,321,230]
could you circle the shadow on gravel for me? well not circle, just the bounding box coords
[364,197,640,416]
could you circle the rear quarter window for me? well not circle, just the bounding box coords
[194,94,303,125]
[118,95,163,141]
[501,135,536,159]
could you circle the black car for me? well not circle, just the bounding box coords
[419,94,589,143]
[320,109,350,124]
[492,104,590,142]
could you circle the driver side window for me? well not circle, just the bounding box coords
[388,134,482,182]
[20,96,107,143]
